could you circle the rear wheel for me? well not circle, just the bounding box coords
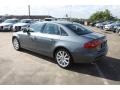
[12,38,21,50]
[55,49,73,68]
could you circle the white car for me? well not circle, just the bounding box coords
[12,19,35,32]
[104,24,114,30]
[104,23,120,31]
[0,19,19,31]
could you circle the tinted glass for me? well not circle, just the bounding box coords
[60,27,68,36]
[62,23,92,35]
[43,23,60,35]
[30,23,45,32]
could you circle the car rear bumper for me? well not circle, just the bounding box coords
[72,47,108,63]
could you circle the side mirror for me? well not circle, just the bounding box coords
[22,27,28,32]
[22,28,34,33]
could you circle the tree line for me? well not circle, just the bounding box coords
[89,9,119,22]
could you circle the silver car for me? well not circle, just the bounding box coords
[12,19,35,32]
[0,19,19,31]
[12,21,108,68]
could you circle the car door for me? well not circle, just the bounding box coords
[19,23,43,50]
[35,23,61,55]
[19,30,35,50]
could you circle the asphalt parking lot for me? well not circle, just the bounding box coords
[0,27,120,85]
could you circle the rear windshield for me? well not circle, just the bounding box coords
[62,23,92,35]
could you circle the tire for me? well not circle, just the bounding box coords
[12,38,21,51]
[55,48,73,68]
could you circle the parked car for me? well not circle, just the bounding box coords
[104,23,115,31]
[12,19,35,32]
[104,22,120,31]
[112,24,120,33]
[96,21,113,29]
[95,23,101,28]
[90,21,103,27]
[12,21,108,68]
[0,19,19,31]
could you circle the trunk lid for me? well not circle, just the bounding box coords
[82,32,107,51]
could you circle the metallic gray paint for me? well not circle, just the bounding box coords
[12,21,108,63]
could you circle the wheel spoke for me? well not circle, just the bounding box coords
[59,51,63,56]
[64,57,70,60]
[64,53,68,58]
[62,51,65,56]
[56,55,61,59]
[64,60,69,64]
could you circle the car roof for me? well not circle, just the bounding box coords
[36,21,74,25]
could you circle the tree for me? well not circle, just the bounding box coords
[89,9,114,22]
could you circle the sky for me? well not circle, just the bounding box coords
[0,0,120,19]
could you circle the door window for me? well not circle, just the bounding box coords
[30,23,45,32]
[42,23,60,35]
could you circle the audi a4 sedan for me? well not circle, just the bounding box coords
[12,21,108,68]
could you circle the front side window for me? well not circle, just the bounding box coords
[30,23,45,32]
[60,27,68,36]
[42,23,60,35]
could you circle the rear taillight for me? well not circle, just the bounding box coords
[84,40,101,49]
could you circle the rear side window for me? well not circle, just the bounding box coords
[60,27,68,36]
[30,23,45,32]
[63,23,92,35]
[42,23,60,35]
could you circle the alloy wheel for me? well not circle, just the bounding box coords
[13,38,20,50]
[56,50,71,68]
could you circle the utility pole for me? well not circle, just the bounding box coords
[28,5,31,18]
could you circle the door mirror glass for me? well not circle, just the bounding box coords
[22,27,28,32]
[22,28,34,33]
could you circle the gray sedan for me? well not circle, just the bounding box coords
[12,21,108,68]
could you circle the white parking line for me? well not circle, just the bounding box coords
[0,68,14,84]
[92,63,109,85]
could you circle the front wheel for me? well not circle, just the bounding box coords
[55,49,73,68]
[12,38,21,50]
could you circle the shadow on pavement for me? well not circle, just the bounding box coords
[21,49,120,81]
[69,57,120,81]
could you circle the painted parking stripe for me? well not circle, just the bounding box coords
[92,63,109,85]
[0,68,14,84]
